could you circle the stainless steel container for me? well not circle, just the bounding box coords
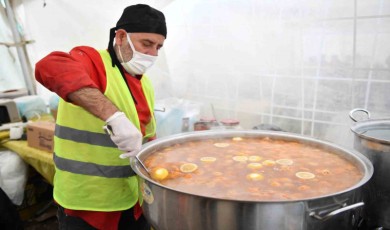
[131,130,373,230]
[350,108,390,229]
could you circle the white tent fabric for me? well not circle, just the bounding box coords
[161,0,390,147]
[0,3,25,91]
[2,0,390,147]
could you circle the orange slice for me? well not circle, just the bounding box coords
[180,163,198,173]
[262,160,276,166]
[247,163,263,170]
[246,173,264,181]
[214,142,230,148]
[232,156,248,162]
[248,155,262,162]
[295,171,315,179]
[276,159,293,166]
[200,157,217,162]
[150,167,169,181]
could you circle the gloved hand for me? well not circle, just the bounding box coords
[104,111,142,158]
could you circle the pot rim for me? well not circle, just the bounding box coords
[131,130,373,203]
[350,119,390,145]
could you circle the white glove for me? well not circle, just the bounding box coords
[104,111,142,158]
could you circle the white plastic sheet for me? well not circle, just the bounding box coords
[155,98,202,138]
[0,150,28,205]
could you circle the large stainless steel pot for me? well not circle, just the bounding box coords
[350,108,390,229]
[131,130,373,230]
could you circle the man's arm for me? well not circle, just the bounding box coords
[67,87,118,121]
[35,48,116,120]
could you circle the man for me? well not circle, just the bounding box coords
[35,4,166,229]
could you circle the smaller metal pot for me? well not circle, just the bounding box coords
[350,108,390,229]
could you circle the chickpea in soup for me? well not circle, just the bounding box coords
[144,137,363,201]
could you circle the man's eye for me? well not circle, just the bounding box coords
[143,42,152,47]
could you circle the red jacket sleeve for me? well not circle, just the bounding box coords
[35,46,106,101]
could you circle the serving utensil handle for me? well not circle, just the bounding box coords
[134,155,150,174]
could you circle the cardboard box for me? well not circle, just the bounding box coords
[50,109,57,120]
[27,121,55,152]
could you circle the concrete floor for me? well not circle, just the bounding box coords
[24,217,58,230]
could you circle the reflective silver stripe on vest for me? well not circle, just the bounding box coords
[55,124,116,148]
[54,153,135,178]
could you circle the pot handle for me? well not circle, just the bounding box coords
[309,202,364,221]
[349,108,371,122]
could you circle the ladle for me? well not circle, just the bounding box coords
[134,155,150,176]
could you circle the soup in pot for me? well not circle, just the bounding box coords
[144,137,363,201]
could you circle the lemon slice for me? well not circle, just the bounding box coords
[246,173,264,181]
[232,137,243,141]
[180,163,198,173]
[262,160,276,166]
[276,159,293,166]
[232,156,248,162]
[214,142,230,148]
[150,167,169,180]
[247,163,263,170]
[295,171,315,179]
[248,155,262,162]
[200,157,217,162]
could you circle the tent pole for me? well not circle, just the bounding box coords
[4,0,36,95]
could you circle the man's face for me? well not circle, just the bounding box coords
[116,30,165,62]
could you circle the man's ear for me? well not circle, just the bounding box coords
[115,29,127,46]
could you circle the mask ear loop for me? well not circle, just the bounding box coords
[114,32,129,64]
[126,33,137,54]
[116,40,126,63]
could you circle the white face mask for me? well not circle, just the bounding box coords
[118,33,157,75]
